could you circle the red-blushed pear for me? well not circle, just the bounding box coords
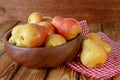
[52,16,64,28]
[52,16,81,40]
[38,21,55,35]
[62,18,81,40]
[18,23,48,48]
[44,34,66,47]
[28,12,43,24]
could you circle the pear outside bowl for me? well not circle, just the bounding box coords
[3,30,83,68]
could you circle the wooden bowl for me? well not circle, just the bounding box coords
[3,30,83,68]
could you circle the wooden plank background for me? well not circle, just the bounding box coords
[0,0,120,23]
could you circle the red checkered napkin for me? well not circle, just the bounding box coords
[66,20,120,80]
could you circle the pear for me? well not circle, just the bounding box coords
[9,25,24,45]
[45,34,66,47]
[18,24,48,48]
[12,25,24,35]
[9,34,25,47]
[9,34,17,45]
[86,33,112,54]
[80,38,107,68]
[28,12,43,24]
[15,35,25,47]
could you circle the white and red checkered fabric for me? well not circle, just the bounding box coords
[66,20,120,80]
[79,20,89,35]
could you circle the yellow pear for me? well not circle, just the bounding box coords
[45,34,66,47]
[9,34,17,45]
[9,25,24,46]
[12,24,24,35]
[9,34,25,47]
[80,38,107,68]
[28,12,43,24]
[15,34,25,47]
[86,33,112,54]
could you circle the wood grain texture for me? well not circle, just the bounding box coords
[46,65,78,80]
[0,45,20,80]
[0,20,20,80]
[0,20,19,37]
[0,54,12,74]
[113,74,120,80]
[0,20,19,56]
[0,0,120,23]
[0,20,19,72]
[0,39,4,56]
[0,61,20,80]
[80,74,97,80]
[87,23,102,33]
[102,23,120,43]
[12,67,47,80]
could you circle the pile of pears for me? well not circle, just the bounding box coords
[8,12,81,48]
[80,33,112,68]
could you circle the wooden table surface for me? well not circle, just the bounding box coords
[0,20,120,80]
